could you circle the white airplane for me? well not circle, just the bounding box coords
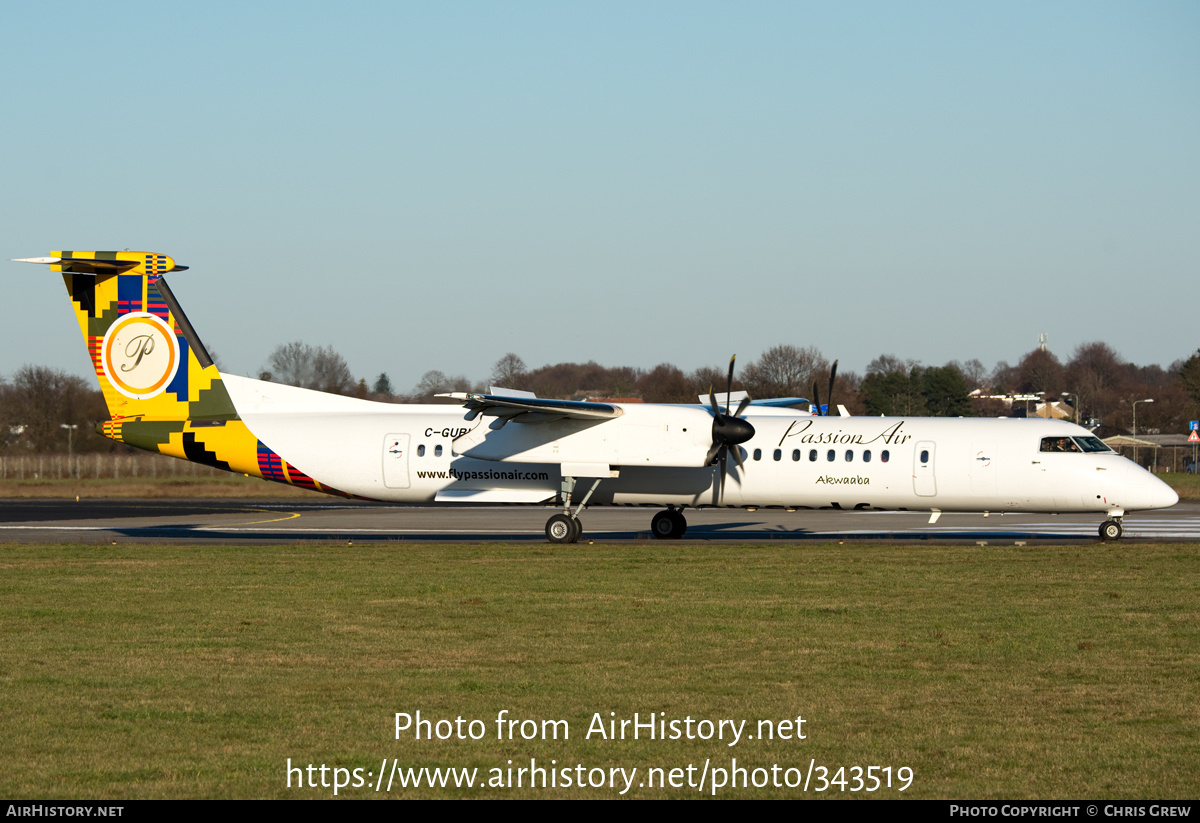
[17,250,1179,543]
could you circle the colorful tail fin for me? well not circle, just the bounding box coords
[37,251,238,422]
[17,251,262,473]
[18,250,352,495]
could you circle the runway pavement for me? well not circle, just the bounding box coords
[1,498,1197,544]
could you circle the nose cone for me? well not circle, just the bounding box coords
[1151,477,1180,509]
[1127,467,1179,510]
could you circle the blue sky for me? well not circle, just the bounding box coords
[3,1,1197,393]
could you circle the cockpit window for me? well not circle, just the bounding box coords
[1040,436,1081,453]
[1073,436,1113,453]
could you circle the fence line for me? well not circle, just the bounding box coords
[0,452,221,481]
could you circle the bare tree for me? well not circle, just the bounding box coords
[489,353,527,389]
[689,364,732,400]
[742,345,829,399]
[263,342,356,395]
[866,353,919,377]
[1016,348,1065,396]
[1065,342,1126,427]
[4,366,106,452]
[947,358,988,390]
[412,370,450,398]
[639,363,692,403]
[410,370,474,401]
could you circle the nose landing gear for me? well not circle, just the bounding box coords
[1099,519,1123,541]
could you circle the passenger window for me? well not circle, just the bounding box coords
[792,449,801,462]
[753,448,762,461]
[881,450,889,463]
[826,449,835,462]
[434,444,443,457]
[809,450,818,462]
[863,450,872,462]
[773,449,781,461]
[845,450,853,462]
[417,444,425,457]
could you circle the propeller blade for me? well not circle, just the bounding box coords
[825,360,838,417]
[704,442,721,466]
[730,443,745,471]
[812,381,822,416]
[717,448,727,503]
[725,355,736,415]
[704,355,755,480]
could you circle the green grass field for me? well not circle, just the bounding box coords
[1163,472,1200,500]
[1,541,1196,799]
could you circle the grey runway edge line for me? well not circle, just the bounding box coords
[0,499,1194,545]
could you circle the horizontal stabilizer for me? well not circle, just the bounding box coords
[12,251,188,274]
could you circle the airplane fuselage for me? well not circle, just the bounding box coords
[223,374,1175,517]
[25,250,1178,543]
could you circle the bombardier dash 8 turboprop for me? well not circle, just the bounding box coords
[16,251,1178,543]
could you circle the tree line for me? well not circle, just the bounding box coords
[3,341,1198,454]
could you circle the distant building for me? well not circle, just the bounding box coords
[1103,433,1195,473]
[969,391,1074,421]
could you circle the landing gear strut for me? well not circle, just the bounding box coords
[1099,519,1123,541]
[545,474,601,544]
[651,507,687,540]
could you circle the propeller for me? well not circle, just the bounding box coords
[705,355,755,503]
[812,359,839,416]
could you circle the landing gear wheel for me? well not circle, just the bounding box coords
[671,510,687,538]
[547,514,579,544]
[1099,519,1123,541]
[651,510,687,540]
[570,517,584,543]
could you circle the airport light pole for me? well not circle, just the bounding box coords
[60,423,78,479]
[1132,398,1153,466]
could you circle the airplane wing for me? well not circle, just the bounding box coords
[437,393,624,424]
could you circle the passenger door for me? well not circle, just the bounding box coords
[383,434,411,489]
[913,441,937,497]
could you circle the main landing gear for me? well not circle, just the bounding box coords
[651,507,687,539]
[543,475,693,543]
[546,513,582,544]
[545,474,603,544]
[1099,518,1123,541]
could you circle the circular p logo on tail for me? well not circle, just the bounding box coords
[101,312,181,399]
